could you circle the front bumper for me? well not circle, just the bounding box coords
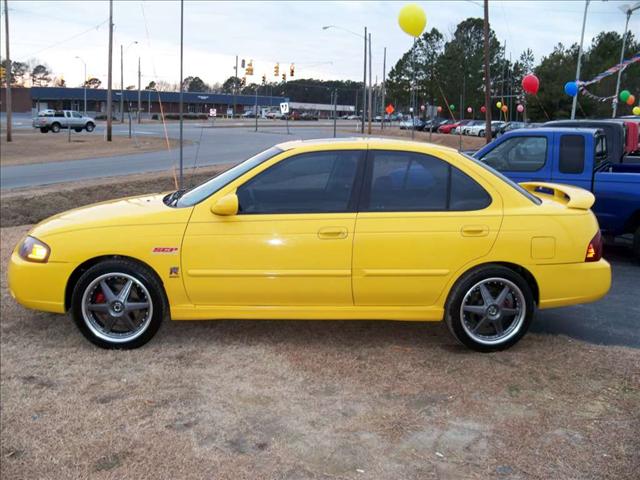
[7,251,72,314]
[535,259,611,309]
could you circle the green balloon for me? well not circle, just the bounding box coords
[620,90,631,102]
[449,104,455,110]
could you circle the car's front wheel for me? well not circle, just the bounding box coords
[71,259,166,349]
[39,127,49,133]
[50,123,61,133]
[85,122,95,132]
[478,130,485,137]
[445,265,535,352]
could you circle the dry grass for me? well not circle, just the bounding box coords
[1,223,639,479]
[0,130,181,166]
[0,165,231,228]
[368,129,488,151]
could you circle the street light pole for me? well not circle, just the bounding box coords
[137,56,141,123]
[368,32,372,135]
[362,27,367,134]
[612,2,640,118]
[4,0,13,142]
[120,41,138,123]
[179,0,184,189]
[75,56,87,115]
[571,0,590,120]
[106,0,113,141]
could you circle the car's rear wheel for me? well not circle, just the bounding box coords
[71,259,166,349]
[74,128,82,132]
[85,122,95,132]
[39,127,49,133]
[445,265,534,352]
[50,123,61,133]
[478,130,484,137]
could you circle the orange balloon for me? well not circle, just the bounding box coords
[626,94,636,106]
[501,105,508,112]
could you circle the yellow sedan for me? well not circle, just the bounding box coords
[8,138,611,351]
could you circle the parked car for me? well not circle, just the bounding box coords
[346,114,360,120]
[438,121,462,134]
[8,138,610,351]
[399,118,425,130]
[474,127,640,257]
[424,118,451,132]
[33,110,96,134]
[452,119,474,135]
[299,112,319,121]
[242,110,256,119]
[497,121,525,137]
[464,121,504,137]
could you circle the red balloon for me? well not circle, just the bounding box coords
[437,106,442,113]
[480,105,486,113]
[626,94,636,106]
[522,74,540,95]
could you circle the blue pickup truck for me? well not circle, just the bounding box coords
[474,127,640,257]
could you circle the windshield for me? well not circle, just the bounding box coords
[176,146,283,207]
[463,153,542,205]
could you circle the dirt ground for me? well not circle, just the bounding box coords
[1,175,639,478]
[0,130,180,166]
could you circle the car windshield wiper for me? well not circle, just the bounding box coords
[164,189,187,207]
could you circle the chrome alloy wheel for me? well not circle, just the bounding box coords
[81,272,153,343]
[459,277,526,346]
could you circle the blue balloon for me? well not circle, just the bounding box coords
[564,81,578,97]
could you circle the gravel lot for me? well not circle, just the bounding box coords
[1,224,639,479]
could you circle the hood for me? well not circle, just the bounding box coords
[30,193,193,239]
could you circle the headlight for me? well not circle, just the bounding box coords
[18,236,50,263]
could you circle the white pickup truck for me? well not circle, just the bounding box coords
[33,110,96,134]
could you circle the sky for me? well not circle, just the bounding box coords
[1,0,637,89]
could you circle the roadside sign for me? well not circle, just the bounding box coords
[226,108,233,116]
[385,104,395,115]
[209,108,217,117]
[280,102,290,115]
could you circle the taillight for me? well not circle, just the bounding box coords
[585,230,603,262]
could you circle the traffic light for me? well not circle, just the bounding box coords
[241,76,246,87]
[262,74,266,85]
[241,58,245,68]
[245,60,253,76]
[274,63,279,77]
[282,73,286,82]
[290,63,295,77]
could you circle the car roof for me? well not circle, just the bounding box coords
[276,137,459,155]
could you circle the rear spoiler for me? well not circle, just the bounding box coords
[519,182,595,210]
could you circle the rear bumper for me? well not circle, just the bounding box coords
[535,259,611,309]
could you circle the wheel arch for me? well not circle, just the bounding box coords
[445,261,540,308]
[64,254,167,311]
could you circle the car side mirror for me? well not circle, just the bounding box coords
[211,193,238,216]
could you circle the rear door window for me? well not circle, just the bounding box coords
[559,135,585,174]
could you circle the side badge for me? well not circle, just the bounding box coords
[169,267,180,278]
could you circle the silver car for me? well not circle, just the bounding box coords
[33,110,96,134]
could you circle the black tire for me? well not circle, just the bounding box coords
[633,226,640,260]
[70,259,167,349]
[74,128,82,133]
[444,264,535,352]
[85,122,95,132]
[50,122,61,133]
[39,127,49,133]
[478,130,484,137]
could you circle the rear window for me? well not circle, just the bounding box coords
[464,153,542,205]
[559,135,585,174]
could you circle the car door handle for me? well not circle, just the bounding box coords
[461,225,489,237]
[318,227,348,239]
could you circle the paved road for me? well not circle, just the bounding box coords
[1,121,361,189]
[531,246,639,348]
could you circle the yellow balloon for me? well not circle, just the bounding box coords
[633,106,640,116]
[398,4,427,38]
[496,101,502,109]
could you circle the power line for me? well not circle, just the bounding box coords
[21,18,108,58]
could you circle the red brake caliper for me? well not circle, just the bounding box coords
[95,292,106,303]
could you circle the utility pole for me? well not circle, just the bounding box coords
[3,0,12,142]
[178,0,184,189]
[137,57,141,123]
[381,46,386,131]
[333,89,337,138]
[368,32,372,135]
[612,3,640,117]
[362,26,367,134]
[233,55,238,118]
[572,0,590,120]
[120,44,124,122]
[482,0,492,144]
[106,0,113,141]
